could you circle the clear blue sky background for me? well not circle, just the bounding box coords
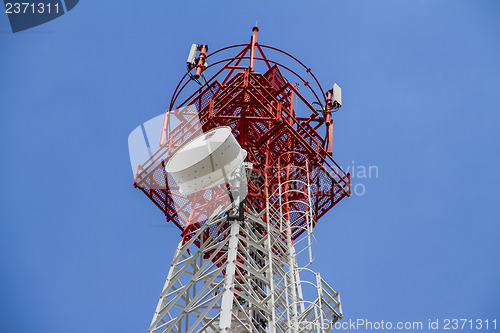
[1,1,499,332]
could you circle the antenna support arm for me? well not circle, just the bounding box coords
[194,44,208,79]
[325,90,334,155]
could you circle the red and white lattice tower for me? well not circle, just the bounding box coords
[133,27,351,332]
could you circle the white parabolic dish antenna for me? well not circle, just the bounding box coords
[165,126,247,195]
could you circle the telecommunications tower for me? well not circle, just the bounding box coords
[131,27,351,332]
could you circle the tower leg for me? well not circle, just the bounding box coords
[219,221,240,332]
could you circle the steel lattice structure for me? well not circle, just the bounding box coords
[133,27,351,332]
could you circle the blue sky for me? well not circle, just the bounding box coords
[1,1,499,332]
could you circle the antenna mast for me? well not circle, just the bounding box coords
[133,27,351,332]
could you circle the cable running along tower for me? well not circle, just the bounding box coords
[132,27,351,332]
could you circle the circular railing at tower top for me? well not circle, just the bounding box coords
[169,42,327,115]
